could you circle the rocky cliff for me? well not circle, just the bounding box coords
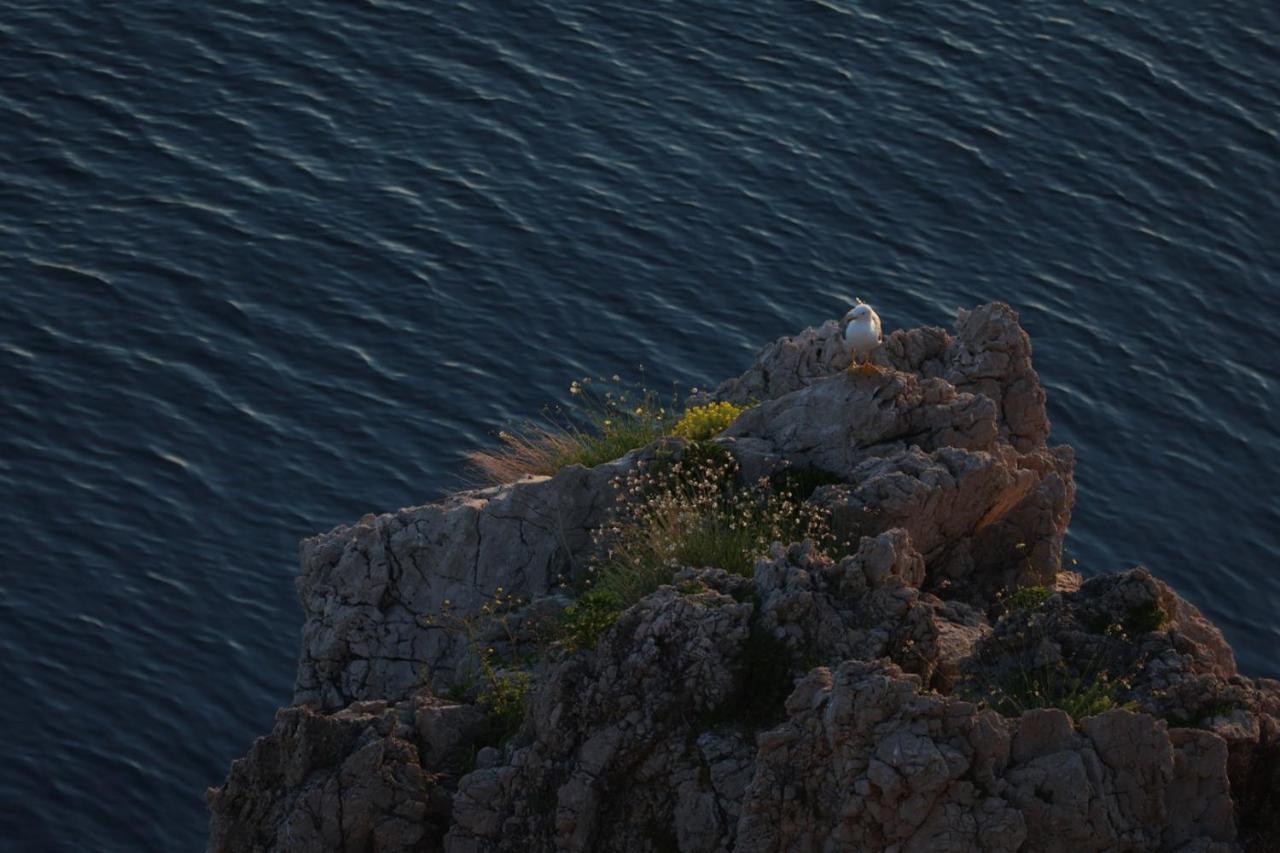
[208,304,1280,852]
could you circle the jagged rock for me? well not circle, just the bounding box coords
[753,532,988,689]
[293,445,662,710]
[711,307,1073,597]
[966,566,1280,849]
[714,302,1048,452]
[738,660,1239,853]
[969,567,1246,720]
[447,578,755,852]
[206,700,450,853]
[942,302,1050,452]
[415,697,490,780]
[811,442,1075,593]
[720,370,1000,479]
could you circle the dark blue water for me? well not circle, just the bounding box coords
[2,1,1277,849]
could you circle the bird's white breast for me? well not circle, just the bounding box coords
[845,317,880,353]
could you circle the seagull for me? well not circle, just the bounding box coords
[842,300,883,371]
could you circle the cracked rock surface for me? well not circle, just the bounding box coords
[211,303,1280,852]
[293,443,666,710]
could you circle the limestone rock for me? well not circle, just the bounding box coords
[293,445,660,710]
[714,301,1048,451]
[720,369,1000,478]
[753,532,988,689]
[738,660,1239,853]
[446,578,755,852]
[811,442,1075,593]
[206,701,449,853]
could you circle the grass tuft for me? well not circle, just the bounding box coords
[1004,585,1053,612]
[557,444,834,648]
[468,378,676,485]
[558,587,624,652]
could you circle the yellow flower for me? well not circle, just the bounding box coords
[672,401,746,441]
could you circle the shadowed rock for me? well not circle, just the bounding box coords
[739,661,1236,853]
[447,577,755,852]
[207,700,452,853]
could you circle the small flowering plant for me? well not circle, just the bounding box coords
[582,444,835,611]
[671,401,746,441]
[422,588,532,741]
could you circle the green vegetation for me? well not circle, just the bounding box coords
[1084,601,1169,637]
[558,587,624,652]
[587,447,832,606]
[1165,698,1236,729]
[558,444,834,650]
[967,602,1139,720]
[970,663,1132,719]
[468,376,759,486]
[425,590,533,745]
[1124,602,1168,635]
[479,668,531,744]
[469,378,676,484]
[1004,585,1053,612]
[671,401,746,441]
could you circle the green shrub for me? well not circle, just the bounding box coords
[425,590,532,745]
[1165,698,1236,729]
[1124,602,1168,635]
[479,669,531,744]
[558,587,624,652]
[967,604,1137,720]
[1005,585,1053,612]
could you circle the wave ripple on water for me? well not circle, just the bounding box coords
[0,1,1277,850]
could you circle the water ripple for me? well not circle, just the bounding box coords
[1,1,1278,850]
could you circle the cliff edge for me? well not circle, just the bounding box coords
[208,303,1280,852]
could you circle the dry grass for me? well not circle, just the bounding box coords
[467,425,584,484]
[467,379,677,486]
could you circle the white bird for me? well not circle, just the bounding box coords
[842,300,883,370]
